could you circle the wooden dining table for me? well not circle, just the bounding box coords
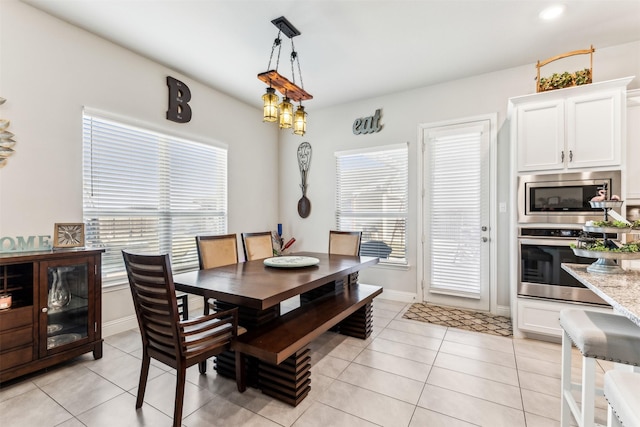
[173,251,381,405]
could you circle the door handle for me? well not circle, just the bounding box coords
[482,237,489,242]
[569,150,573,162]
[561,150,565,162]
[481,226,488,231]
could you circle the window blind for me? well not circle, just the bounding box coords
[335,144,408,264]
[82,112,227,286]
[428,130,482,297]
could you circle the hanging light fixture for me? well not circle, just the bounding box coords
[293,105,306,136]
[262,87,279,122]
[279,97,293,129]
[258,16,312,136]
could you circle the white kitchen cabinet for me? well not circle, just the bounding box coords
[516,297,612,339]
[511,77,633,173]
[516,99,564,171]
[627,89,640,202]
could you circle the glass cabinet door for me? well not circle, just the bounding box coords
[41,257,94,355]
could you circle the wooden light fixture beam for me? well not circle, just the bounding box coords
[258,70,312,102]
[258,16,313,103]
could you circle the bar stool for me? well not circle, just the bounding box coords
[559,309,640,427]
[604,370,640,427]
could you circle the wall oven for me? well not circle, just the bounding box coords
[518,170,621,225]
[518,228,610,306]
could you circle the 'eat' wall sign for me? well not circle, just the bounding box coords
[353,109,382,135]
[166,76,192,123]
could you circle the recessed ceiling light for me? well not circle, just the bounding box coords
[539,4,566,20]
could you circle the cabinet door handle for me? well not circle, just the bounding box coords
[42,307,48,313]
[569,150,573,162]
[561,150,565,162]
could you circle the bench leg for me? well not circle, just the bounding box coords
[258,348,312,406]
[338,302,374,339]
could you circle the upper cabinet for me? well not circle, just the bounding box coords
[510,77,633,173]
[627,89,640,202]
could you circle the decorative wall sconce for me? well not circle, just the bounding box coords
[0,97,16,169]
[258,16,312,136]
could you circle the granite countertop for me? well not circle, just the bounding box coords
[562,263,640,327]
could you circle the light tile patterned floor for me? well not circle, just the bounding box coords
[0,299,609,426]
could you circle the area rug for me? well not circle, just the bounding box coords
[402,303,513,337]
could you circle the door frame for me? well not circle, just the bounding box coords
[416,113,498,313]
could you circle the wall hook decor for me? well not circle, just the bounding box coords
[297,142,312,218]
[0,97,16,168]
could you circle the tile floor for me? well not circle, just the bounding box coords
[0,299,611,427]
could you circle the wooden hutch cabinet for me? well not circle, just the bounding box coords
[0,248,104,383]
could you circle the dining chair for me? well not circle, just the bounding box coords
[329,230,362,256]
[196,233,239,314]
[241,231,274,261]
[122,250,245,427]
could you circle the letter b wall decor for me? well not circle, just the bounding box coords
[166,76,192,123]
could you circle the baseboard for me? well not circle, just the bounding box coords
[495,304,511,318]
[102,315,138,338]
[373,288,417,303]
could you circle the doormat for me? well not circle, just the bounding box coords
[402,303,513,337]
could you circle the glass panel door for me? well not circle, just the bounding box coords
[43,261,91,354]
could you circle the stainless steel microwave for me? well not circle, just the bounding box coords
[518,170,621,225]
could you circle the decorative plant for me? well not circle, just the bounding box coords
[538,68,592,92]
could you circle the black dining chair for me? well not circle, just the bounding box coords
[122,250,245,427]
[195,233,239,314]
[329,230,362,256]
[241,231,274,261]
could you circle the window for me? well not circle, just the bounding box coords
[82,111,227,287]
[335,144,408,264]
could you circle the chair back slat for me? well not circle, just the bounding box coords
[123,251,182,358]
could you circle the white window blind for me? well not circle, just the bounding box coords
[428,129,482,297]
[335,144,408,264]
[82,112,227,287]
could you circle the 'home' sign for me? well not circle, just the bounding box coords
[0,235,52,253]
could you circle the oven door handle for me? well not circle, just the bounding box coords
[519,238,574,246]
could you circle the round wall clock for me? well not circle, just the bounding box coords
[54,223,85,248]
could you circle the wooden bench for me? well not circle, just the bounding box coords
[233,282,383,405]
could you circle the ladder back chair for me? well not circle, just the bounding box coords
[196,233,239,314]
[241,231,274,261]
[122,251,245,427]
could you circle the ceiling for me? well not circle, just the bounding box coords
[21,0,640,110]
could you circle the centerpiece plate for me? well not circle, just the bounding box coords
[264,256,320,268]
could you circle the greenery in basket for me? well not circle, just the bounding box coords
[539,68,592,91]
[571,240,640,253]
[591,220,640,229]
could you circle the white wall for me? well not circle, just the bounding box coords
[0,0,280,333]
[278,41,640,310]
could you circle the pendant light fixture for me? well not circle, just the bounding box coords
[258,16,312,136]
[279,97,293,128]
[262,87,278,122]
[293,105,307,135]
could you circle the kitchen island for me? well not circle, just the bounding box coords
[562,263,640,326]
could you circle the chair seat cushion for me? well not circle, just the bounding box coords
[604,370,640,426]
[559,309,640,365]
